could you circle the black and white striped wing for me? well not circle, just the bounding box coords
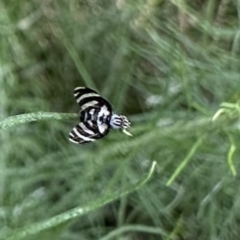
[73,87,112,112]
[69,121,109,144]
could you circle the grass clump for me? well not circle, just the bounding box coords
[0,0,240,239]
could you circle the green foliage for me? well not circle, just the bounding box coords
[1,0,240,239]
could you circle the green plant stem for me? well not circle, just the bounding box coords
[0,112,78,130]
[4,161,157,240]
[99,224,168,240]
[166,134,205,186]
[227,136,237,176]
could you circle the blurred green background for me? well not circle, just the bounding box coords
[1,0,240,239]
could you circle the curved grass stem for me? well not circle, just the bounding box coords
[0,112,78,130]
[166,135,205,186]
[4,161,157,240]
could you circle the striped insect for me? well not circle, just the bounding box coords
[69,87,132,144]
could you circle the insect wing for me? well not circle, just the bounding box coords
[69,122,95,144]
[74,87,112,112]
[69,120,109,144]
